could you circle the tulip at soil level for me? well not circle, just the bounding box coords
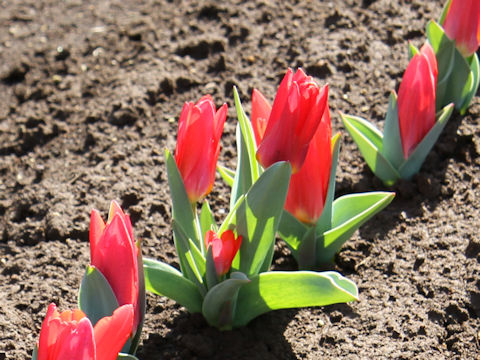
[398,42,438,159]
[89,200,144,336]
[254,68,328,173]
[33,303,133,360]
[442,0,480,58]
[204,230,242,276]
[175,95,227,203]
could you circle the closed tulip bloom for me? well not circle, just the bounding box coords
[89,201,142,333]
[204,230,242,276]
[37,303,133,360]
[442,0,480,57]
[175,95,228,203]
[398,43,438,159]
[255,68,328,173]
[285,105,332,225]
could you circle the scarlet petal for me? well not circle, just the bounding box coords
[251,89,272,145]
[94,305,134,360]
[89,210,105,261]
[398,43,437,158]
[54,318,95,360]
[91,214,139,329]
[443,0,480,57]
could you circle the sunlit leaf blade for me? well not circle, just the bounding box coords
[200,201,217,238]
[459,53,480,115]
[408,42,419,59]
[118,354,139,360]
[165,149,198,245]
[230,162,291,277]
[230,124,253,208]
[233,271,358,327]
[398,104,453,179]
[382,92,404,169]
[317,192,395,263]
[172,221,206,293]
[78,266,119,327]
[311,134,340,239]
[426,21,455,84]
[341,113,400,185]
[217,165,235,187]
[218,195,245,235]
[143,258,203,313]
[202,272,250,329]
[277,210,308,255]
[233,87,261,183]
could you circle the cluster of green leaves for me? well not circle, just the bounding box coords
[427,20,480,115]
[143,88,359,329]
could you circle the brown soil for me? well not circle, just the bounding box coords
[1,0,479,359]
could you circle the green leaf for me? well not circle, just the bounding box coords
[31,347,38,360]
[118,354,139,360]
[408,42,419,59]
[218,194,245,235]
[205,246,219,290]
[459,53,480,115]
[341,113,400,185]
[202,272,250,329]
[230,162,291,277]
[165,149,198,246]
[230,124,253,208]
[233,87,261,184]
[78,266,119,327]
[398,103,453,179]
[200,201,217,238]
[172,221,206,294]
[316,192,395,263]
[277,210,308,255]
[218,165,235,187]
[426,21,456,85]
[233,271,358,327]
[297,227,317,270]
[143,258,203,313]
[438,0,451,25]
[316,133,341,235]
[382,92,404,169]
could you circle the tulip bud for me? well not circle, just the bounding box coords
[36,303,133,360]
[204,230,242,276]
[442,0,480,58]
[398,43,438,159]
[285,105,332,225]
[175,95,227,203]
[255,68,328,173]
[89,201,143,335]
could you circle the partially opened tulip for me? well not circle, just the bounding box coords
[285,105,332,225]
[442,0,480,58]
[175,95,227,203]
[81,200,145,354]
[34,303,134,360]
[255,68,329,173]
[204,230,242,276]
[398,42,438,159]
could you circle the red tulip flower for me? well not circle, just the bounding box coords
[37,303,133,360]
[175,95,228,203]
[254,68,328,173]
[442,0,480,57]
[204,230,242,276]
[89,201,142,333]
[285,105,332,225]
[398,43,438,159]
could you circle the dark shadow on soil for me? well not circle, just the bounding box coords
[137,308,299,360]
